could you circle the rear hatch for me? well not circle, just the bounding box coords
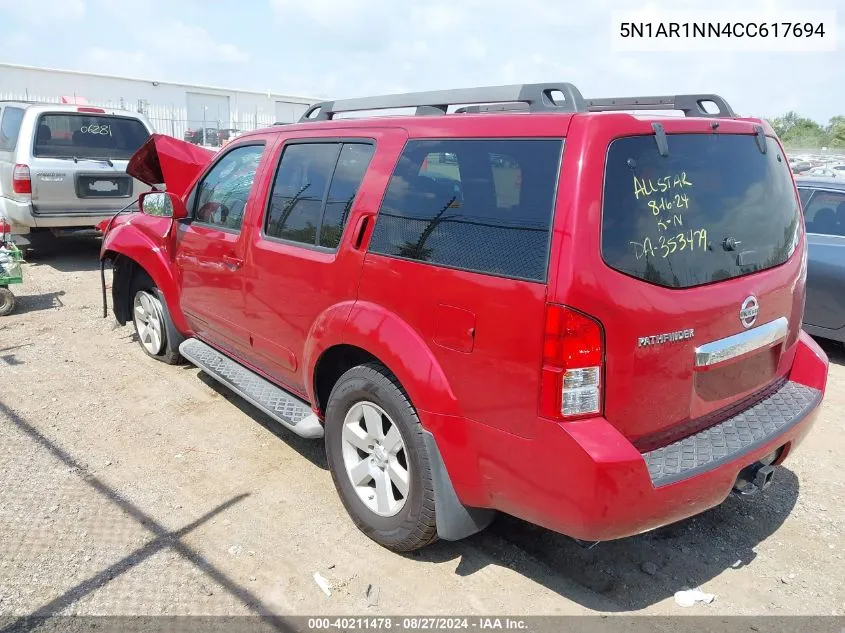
[559,116,804,449]
[28,112,151,215]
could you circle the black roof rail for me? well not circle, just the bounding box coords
[585,94,736,118]
[299,82,586,122]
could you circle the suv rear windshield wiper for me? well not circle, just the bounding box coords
[48,156,116,167]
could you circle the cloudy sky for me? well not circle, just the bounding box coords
[1,0,842,123]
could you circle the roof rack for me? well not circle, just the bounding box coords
[585,94,736,118]
[297,84,736,122]
[299,82,586,122]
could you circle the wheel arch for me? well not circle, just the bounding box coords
[309,304,492,542]
[307,301,461,419]
[100,222,188,333]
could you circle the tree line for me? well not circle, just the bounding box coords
[768,112,845,149]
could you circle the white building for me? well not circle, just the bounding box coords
[0,62,317,141]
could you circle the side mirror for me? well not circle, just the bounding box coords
[139,191,188,220]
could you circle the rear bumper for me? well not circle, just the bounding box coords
[0,197,117,232]
[427,331,828,542]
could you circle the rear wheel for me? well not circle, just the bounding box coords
[325,363,438,551]
[129,272,182,364]
[0,287,15,316]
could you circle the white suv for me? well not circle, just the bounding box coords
[0,102,154,251]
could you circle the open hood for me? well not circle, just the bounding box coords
[127,133,215,197]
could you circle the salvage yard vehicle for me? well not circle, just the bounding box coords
[795,176,845,343]
[0,101,154,252]
[100,83,829,552]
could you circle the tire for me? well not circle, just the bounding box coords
[325,363,438,552]
[129,271,182,365]
[0,287,15,316]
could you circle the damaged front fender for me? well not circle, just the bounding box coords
[100,218,189,335]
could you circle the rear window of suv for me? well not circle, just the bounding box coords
[33,114,150,160]
[602,134,800,289]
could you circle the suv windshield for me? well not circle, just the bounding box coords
[602,134,799,289]
[33,113,150,160]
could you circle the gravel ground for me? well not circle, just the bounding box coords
[0,238,843,617]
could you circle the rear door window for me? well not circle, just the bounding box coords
[264,141,374,248]
[33,114,150,160]
[265,143,340,245]
[369,139,563,282]
[602,134,800,288]
[0,106,25,151]
[319,143,375,248]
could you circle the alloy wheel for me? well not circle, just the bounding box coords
[340,401,410,517]
[133,290,165,356]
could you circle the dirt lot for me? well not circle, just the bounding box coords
[1,238,843,617]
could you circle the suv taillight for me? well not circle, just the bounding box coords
[539,304,604,420]
[12,164,31,194]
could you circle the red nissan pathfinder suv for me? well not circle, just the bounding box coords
[99,83,829,552]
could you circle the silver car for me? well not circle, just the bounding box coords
[0,102,154,251]
[796,176,845,343]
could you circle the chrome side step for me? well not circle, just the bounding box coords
[179,338,323,439]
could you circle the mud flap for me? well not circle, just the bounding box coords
[153,288,185,350]
[422,430,495,541]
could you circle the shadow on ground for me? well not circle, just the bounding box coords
[195,371,328,470]
[24,236,102,273]
[9,290,66,314]
[816,337,844,367]
[0,399,293,631]
[409,467,799,611]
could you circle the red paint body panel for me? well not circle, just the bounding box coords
[358,255,549,438]
[173,134,278,360]
[127,134,215,196]
[101,213,190,333]
[100,109,829,543]
[423,330,827,540]
[242,128,408,393]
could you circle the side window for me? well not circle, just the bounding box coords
[0,107,25,152]
[368,139,563,281]
[194,144,264,231]
[319,144,375,248]
[264,141,374,248]
[265,143,339,244]
[804,190,845,236]
[798,187,814,208]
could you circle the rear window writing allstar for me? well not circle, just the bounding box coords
[602,133,800,289]
[629,170,708,261]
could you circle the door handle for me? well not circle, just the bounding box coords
[222,254,243,270]
[352,213,374,250]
